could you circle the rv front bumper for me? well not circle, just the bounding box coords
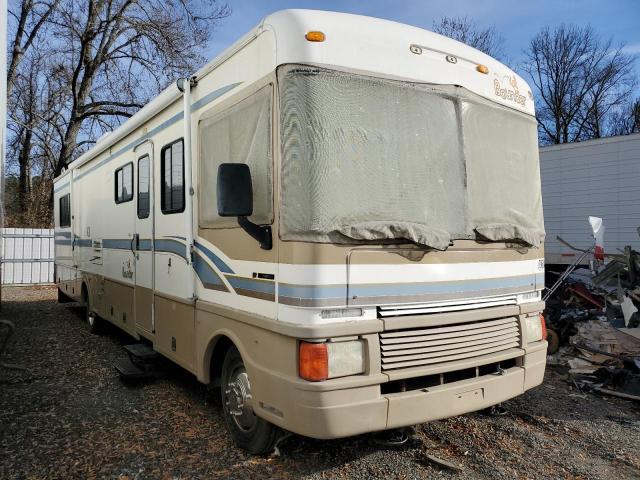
[255,341,546,439]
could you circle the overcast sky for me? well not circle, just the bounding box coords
[206,0,640,82]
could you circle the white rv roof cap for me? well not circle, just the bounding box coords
[60,9,534,178]
[264,9,533,115]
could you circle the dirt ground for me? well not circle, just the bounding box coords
[1,286,639,480]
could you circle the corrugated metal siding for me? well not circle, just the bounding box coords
[540,134,640,264]
[1,228,55,284]
[380,316,520,371]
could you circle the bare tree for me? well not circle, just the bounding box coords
[6,44,68,225]
[6,0,59,225]
[432,16,505,60]
[576,53,636,139]
[6,0,230,226]
[7,0,59,94]
[609,98,640,136]
[51,0,230,176]
[523,24,637,144]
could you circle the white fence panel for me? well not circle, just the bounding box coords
[1,228,55,284]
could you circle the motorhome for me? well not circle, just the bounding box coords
[54,10,547,453]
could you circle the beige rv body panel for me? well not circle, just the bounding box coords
[53,10,546,440]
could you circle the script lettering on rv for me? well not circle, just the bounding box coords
[493,75,526,106]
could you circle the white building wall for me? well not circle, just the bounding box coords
[1,228,55,284]
[540,133,640,264]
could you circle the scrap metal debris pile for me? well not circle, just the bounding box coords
[545,219,640,402]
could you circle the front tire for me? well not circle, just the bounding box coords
[546,328,560,354]
[221,346,279,454]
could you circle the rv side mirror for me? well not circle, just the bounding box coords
[216,163,272,250]
[217,163,253,217]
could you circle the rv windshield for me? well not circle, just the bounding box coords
[278,65,545,250]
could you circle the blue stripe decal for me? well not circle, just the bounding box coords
[278,273,543,300]
[194,241,234,274]
[54,82,242,191]
[154,239,187,260]
[66,235,227,292]
[193,251,227,289]
[226,276,275,295]
[103,239,133,250]
[53,233,540,302]
[139,239,153,251]
[191,83,241,111]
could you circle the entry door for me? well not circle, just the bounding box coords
[134,143,154,333]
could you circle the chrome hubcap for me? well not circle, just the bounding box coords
[224,368,256,431]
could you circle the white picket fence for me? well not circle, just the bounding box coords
[1,228,55,285]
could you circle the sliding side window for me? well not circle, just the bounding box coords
[199,85,273,228]
[59,193,71,227]
[115,163,134,204]
[161,139,184,214]
[137,155,150,219]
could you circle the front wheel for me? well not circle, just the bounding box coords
[546,328,560,354]
[221,346,279,454]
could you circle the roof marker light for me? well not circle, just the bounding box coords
[305,31,325,42]
[476,64,489,74]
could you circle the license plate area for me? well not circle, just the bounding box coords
[455,387,484,403]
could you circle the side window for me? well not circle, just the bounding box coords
[199,85,272,228]
[59,193,71,227]
[137,155,150,219]
[161,139,185,214]
[115,163,134,204]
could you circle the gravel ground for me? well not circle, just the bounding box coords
[1,285,639,479]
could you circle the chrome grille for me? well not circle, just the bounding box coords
[380,317,520,371]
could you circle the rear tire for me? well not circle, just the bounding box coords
[220,346,279,454]
[82,286,101,334]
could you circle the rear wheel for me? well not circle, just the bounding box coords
[221,346,279,454]
[82,286,101,334]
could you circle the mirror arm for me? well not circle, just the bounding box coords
[238,216,272,250]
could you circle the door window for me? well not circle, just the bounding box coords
[138,155,150,219]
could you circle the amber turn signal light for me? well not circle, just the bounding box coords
[476,64,489,74]
[299,342,328,381]
[540,314,547,340]
[305,31,326,42]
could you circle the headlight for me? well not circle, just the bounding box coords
[299,340,365,381]
[525,314,546,343]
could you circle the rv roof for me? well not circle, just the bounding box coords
[58,9,534,180]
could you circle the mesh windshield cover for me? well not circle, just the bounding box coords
[463,101,544,247]
[279,65,544,249]
[199,86,272,227]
